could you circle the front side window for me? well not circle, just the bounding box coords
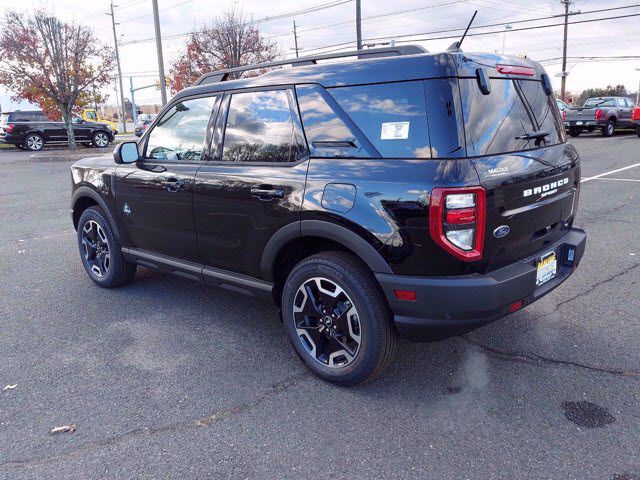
[222,90,295,162]
[146,96,217,162]
[329,81,430,158]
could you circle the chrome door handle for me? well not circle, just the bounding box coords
[162,177,183,192]
[250,187,284,200]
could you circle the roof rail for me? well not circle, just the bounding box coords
[193,45,428,86]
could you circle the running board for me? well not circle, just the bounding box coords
[121,247,274,302]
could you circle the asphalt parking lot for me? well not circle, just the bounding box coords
[1,133,639,479]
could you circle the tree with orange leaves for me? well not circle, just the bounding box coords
[0,10,114,149]
[170,7,280,94]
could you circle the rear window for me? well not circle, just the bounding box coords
[584,98,614,108]
[328,81,431,158]
[460,78,564,156]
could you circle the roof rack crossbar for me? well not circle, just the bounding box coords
[193,45,428,86]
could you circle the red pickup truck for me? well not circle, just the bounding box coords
[632,106,640,137]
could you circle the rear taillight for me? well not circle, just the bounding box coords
[595,109,603,120]
[429,186,486,262]
[632,107,640,121]
[496,64,536,76]
[5,123,15,133]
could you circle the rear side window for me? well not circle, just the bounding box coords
[296,84,369,158]
[329,81,430,158]
[222,89,298,163]
[460,78,563,156]
[146,96,217,162]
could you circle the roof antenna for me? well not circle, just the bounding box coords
[447,10,478,52]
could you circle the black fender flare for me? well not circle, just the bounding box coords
[260,220,393,282]
[71,186,121,241]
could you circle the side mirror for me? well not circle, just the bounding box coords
[541,73,553,96]
[113,141,140,164]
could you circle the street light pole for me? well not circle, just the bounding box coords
[356,0,362,50]
[108,2,127,133]
[293,21,300,58]
[501,24,512,54]
[152,0,168,106]
[560,0,571,101]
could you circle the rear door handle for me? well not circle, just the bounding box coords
[162,177,183,192]
[250,186,284,200]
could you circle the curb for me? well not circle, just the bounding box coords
[29,151,111,162]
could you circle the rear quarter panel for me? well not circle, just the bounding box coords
[302,157,481,276]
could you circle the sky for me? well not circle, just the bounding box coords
[1,0,639,108]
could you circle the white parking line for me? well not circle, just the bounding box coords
[590,178,640,183]
[581,163,640,183]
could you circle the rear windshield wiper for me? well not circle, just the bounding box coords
[516,131,549,141]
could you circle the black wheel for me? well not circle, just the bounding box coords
[24,134,44,151]
[281,251,398,386]
[77,206,136,288]
[636,126,640,138]
[92,131,110,148]
[568,127,581,137]
[602,119,615,137]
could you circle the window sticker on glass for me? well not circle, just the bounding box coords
[381,121,410,140]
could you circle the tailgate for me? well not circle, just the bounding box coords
[472,144,580,271]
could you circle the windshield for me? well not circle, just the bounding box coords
[584,98,614,108]
[460,78,564,156]
[86,111,97,120]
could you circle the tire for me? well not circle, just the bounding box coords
[92,131,110,148]
[23,133,44,151]
[636,126,640,138]
[281,251,398,386]
[568,127,581,137]
[602,119,615,137]
[77,206,136,288]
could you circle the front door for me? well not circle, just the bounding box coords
[114,95,219,263]
[194,88,309,277]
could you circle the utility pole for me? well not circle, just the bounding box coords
[293,21,300,58]
[108,2,127,133]
[152,0,168,106]
[560,0,571,101]
[355,0,362,50]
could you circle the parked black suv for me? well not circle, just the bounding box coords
[0,110,114,151]
[70,46,586,385]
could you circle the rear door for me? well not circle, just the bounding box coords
[459,75,580,270]
[193,88,309,278]
[114,95,219,263]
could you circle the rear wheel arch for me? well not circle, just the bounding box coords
[262,220,393,305]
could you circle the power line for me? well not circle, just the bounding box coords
[299,8,640,54]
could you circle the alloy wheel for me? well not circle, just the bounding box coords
[27,135,43,150]
[81,220,110,277]
[293,277,362,368]
[94,133,109,147]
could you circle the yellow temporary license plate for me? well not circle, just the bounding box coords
[536,251,557,286]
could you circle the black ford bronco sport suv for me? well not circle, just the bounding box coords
[71,46,586,386]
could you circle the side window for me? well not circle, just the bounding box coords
[626,98,635,108]
[222,90,296,162]
[329,81,430,158]
[146,96,217,162]
[424,79,466,158]
[296,84,369,158]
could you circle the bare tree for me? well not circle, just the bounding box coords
[170,7,280,93]
[0,11,114,149]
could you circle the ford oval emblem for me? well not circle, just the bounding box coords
[493,225,511,238]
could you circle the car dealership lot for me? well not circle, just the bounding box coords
[1,135,639,479]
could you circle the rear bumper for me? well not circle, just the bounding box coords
[376,227,586,341]
[0,133,23,144]
[564,120,600,128]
